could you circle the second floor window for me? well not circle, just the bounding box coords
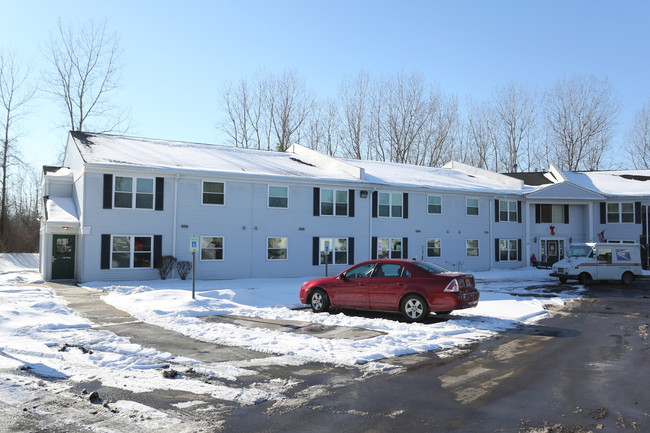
[379,192,402,217]
[499,200,518,222]
[427,196,441,214]
[466,198,479,216]
[607,203,634,223]
[115,177,154,209]
[321,189,348,216]
[203,181,225,205]
[269,186,288,208]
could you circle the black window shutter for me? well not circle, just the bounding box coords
[403,193,409,219]
[371,237,378,259]
[101,234,111,269]
[313,188,320,216]
[600,202,607,224]
[517,201,522,223]
[372,191,378,218]
[103,174,113,209]
[564,205,570,224]
[349,189,355,217]
[535,204,541,223]
[495,238,500,262]
[518,239,522,261]
[635,202,642,224]
[312,237,320,265]
[155,177,164,211]
[153,235,162,269]
[348,237,355,265]
[495,199,500,222]
[402,237,408,258]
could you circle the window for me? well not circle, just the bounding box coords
[499,239,519,261]
[321,189,348,216]
[466,198,479,216]
[267,237,287,260]
[111,235,152,269]
[201,236,223,260]
[607,203,634,223]
[319,238,348,265]
[597,248,613,264]
[499,200,518,222]
[426,239,441,257]
[269,186,288,208]
[427,196,441,214]
[539,204,566,223]
[203,181,225,205]
[377,238,402,259]
[114,177,154,209]
[374,263,410,278]
[379,192,402,217]
[466,239,479,257]
[343,262,376,279]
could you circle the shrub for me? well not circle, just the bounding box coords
[176,260,192,280]
[159,255,177,280]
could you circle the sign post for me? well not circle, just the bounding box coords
[324,242,330,277]
[189,235,199,299]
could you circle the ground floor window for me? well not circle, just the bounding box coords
[499,239,519,261]
[201,236,224,260]
[426,239,441,257]
[466,239,479,257]
[377,238,402,259]
[267,237,287,260]
[319,237,348,264]
[111,235,152,268]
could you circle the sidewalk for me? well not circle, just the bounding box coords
[47,282,384,365]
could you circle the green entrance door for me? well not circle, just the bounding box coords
[52,235,75,279]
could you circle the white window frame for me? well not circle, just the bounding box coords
[110,235,153,269]
[378,192,403,218]
[320,189,348,216]
[268,185,289,209]
[466,198,479,216]
[267,237,288,261]
[426,238,441,258]
[427,195,442,215]
[377,237,403,259]
[202,181,225,206]
[200,236,224,261]
[499,200,518,222]
[114,176,155,210]
[466,239,479,257]
[499,239,519,261]
[319,237,349,265]
[607,202,635,224]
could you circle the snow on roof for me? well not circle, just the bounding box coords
[70,132,528,194]
[45,196,79,225]
[564,170,650,197]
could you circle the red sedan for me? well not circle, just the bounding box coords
[299,259,480,322]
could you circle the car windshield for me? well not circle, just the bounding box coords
[412,261,449,275]
[568,245,593,258]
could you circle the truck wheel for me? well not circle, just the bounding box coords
[621,271,634,285]
[578,272,592,286]
[559,277,568,283]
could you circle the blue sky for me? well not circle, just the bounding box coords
[1,0,649,171]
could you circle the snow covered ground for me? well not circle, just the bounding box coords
[0,253,582,412]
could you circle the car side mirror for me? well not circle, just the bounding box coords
[337,273,348,281]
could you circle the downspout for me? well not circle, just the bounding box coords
[369,187,375,260]
[172,173,179,264]
[489,196,494,270]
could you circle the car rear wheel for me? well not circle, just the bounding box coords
[621,271,634,285]
[310,289,330,313]
[401,295,430,322]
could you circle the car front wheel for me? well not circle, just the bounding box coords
[310,289,330,313]
[401,295,430,322]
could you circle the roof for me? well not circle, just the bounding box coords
[564,170,650,197]
[68,132,527,194]
[45,196,79,225]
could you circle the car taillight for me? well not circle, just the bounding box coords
[444,279,459,292]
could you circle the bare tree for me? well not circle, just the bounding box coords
[0,51,36,244]
[339,71,370,159]
[43,19,128,134]
[493,81,537,172]
[626,98,650,169]
[306,98,340,156]
[465,97,499,170]
[544,75,620,171]
[268,70,314,152]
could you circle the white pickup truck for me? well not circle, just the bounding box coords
[550,242,643,285]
